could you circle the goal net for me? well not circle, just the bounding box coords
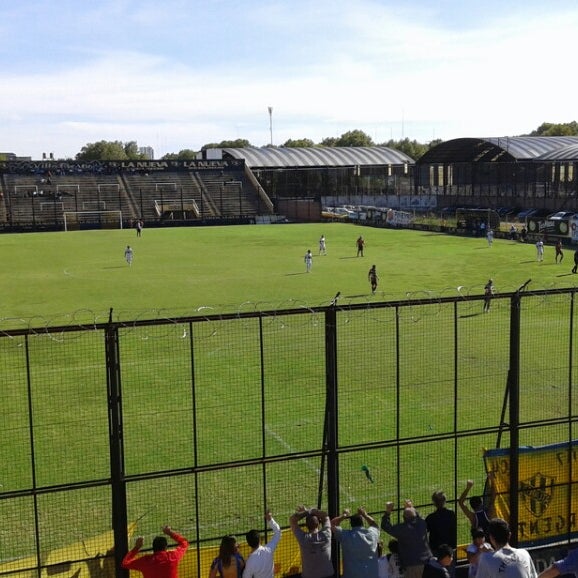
[63,210,123,231]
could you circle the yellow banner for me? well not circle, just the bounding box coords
[484,441,578,546]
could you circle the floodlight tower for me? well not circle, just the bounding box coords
[268,106,273,146]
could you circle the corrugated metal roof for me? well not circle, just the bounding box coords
[534,143,578,161]
[418,136,578,164]
[222,146,414,168]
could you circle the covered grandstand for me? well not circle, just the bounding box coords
[219,145,415,220]
[415,136,578,211]
[2,137,578,231]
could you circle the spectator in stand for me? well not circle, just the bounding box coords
[458,476,496,538]
[331,507,380,578]
[289,505,334,578]
[466,528,493,578]
[423,544,454,578]
[244,511,281,578]
[476,518,537,578]
[381,500,432,578]
[209,535,245,578]
[122,525,188,578]
[538,547,578,578]
[426,490,457,554]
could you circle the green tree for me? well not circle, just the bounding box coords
[283,138,315,148]
[201,139,251,151]
[334,130,374,147]
[320,137,338,147]
[527,122,578,136]
[161,149,198,160]
[75,140,147,161]
[379,138,440,161]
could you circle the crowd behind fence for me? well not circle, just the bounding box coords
[1,288,578,578]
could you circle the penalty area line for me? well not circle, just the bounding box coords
[265,425,356,503]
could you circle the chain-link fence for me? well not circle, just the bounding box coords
[1,288,577,578]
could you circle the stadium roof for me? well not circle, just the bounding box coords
[534,143,578,161]
[222,146,414,168]
[418,136,578,164]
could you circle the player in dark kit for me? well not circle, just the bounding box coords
[555,240,563,263]
[368,265,378,294]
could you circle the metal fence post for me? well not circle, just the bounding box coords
[105,312,129,576]
[508,281,529,543]
[324,304,339,571]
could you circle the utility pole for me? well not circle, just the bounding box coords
[268,106,273,146]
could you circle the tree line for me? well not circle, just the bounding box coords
[68,122,578,162]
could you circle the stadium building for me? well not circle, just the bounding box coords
[1,137,578,232]
[415,136,578,212]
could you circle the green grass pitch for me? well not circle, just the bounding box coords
[0,222,573,322]
[0,223,575,559]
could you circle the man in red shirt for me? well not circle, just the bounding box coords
[122,525,188,578]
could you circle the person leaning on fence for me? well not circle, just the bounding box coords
[290,505,334,578]
[381,500,432,578]
[122,525,189,578]
[209,535,245,578]
[331,507,380,578]
[243,511,281,578]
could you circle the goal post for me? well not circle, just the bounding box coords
[63,210,123,231]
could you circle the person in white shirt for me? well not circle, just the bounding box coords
[124,245,134,266]
[244,511,281,578]
[476,518,536,578]
[304,250,313,273]
[536,240,544,262]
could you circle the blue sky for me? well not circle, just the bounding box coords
[1,0,577,159]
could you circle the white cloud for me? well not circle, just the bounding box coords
[1,1,578,157]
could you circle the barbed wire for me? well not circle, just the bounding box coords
[0,280,576,340]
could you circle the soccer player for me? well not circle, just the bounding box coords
[573,249,578,274]
[368,265,379,294]
[304,249,313,273]
[555,240,564,263]
[125,245,134,266]
[536,239,544,262]
[319,235,327,255]
[356,236,365,257]
[486,229,494,246]
[483,279,495,313]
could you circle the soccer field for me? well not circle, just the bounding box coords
[1,223,576,565]
[0,223,573,323]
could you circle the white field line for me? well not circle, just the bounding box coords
[265,425,356,503]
